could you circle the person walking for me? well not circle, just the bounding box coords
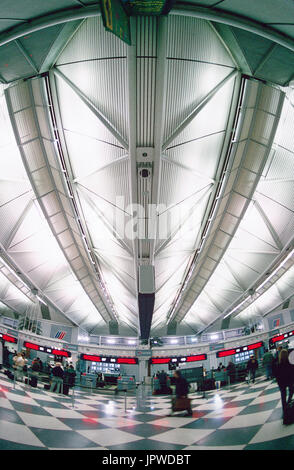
[50,362,64,393]
[273,349,294,424]
[262,349,274,380]
[246,355,258,384]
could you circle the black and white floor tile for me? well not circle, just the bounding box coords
[0,372,293,450]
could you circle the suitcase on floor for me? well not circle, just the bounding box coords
[284,400,294,425]
[29,376,38,388]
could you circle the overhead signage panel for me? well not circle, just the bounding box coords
[101,0,131,45]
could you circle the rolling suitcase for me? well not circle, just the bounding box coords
[283,400,294,425]
[172,397,192,415]
[29,376,38,388]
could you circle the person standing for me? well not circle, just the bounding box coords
[13,352,26,382]
[273,349,294,424]
[246,355,258,384]
[262,349,274,380]
[50,362,64,393]
[227,361,236,384]
[0,339,3,370]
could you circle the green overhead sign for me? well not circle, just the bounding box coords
[101,0,132,45]
[123,0,176,16]
[100,0,175,45]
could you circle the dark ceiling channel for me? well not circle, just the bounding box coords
[0,4,100,47]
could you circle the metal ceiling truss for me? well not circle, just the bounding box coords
[225,243,294,324]
[168,77,285,326]
[126,16,140,333]
[53,68,128,149]
[0,247,78,326]
[162,69,238,150]
[5,77,118,328]
[172,3,294,54]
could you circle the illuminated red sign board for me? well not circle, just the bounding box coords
[151,354,207,364]
[217,348,236,358]
[186,354,207,362]
[80,354,138,364]
[217,341,264,358]
[151,358,171,364]
[24,341,39,351]
[81,354,101,362]
[117,358,137,364]
[24,341,71,357]
[269,330,294,347]
[1,334,17,344]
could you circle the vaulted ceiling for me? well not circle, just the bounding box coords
[0,1,294,338]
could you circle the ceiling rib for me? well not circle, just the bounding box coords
[254,200,283,252]
[163,68,238,150]
[172,3,294,53]
[149,15,168,268]
[5,77,117,327]
[127,16,139,333]
[168,78,285,327]
[53,68,128,149]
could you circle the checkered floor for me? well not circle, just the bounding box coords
[0,372,293,450]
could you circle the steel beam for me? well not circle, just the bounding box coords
[163,69,238,150]
[53,68,128,149]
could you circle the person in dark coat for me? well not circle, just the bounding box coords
[227,361,236,384]
[273,349,294,424]
[246,355,258,384]
[50,362,64,393]
[173,370,189,398]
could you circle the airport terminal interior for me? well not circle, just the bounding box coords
[0,0,294,452]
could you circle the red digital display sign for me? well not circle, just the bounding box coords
[117,358,137,364]
[151,358,171,364]
[81,354,101,362]
[24,341,39,351]
[217,341,264,358]
[80,354,138,364]
[52,349,71,358]
[2,334,17,344]
[151,353,207,364]
[248,341,263,351]
[24,341,71,357]
[217,348,236,358]
[186,354,207,362]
